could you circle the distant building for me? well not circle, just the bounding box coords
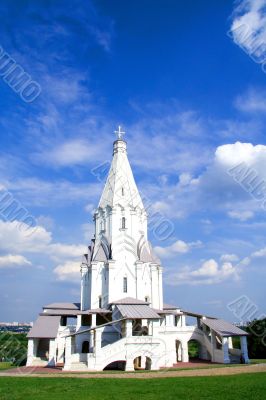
[27,128,249,370]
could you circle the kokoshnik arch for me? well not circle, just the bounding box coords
[26,128,250,371]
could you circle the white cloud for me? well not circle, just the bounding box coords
[84,203,95,213]
[0,254,32,269]
[252,247,266,257]
[220,253,240,262]
[178,173,198,186]
[215,142,266,168]
[0,220,51,253]
[36,215,55,230]
[49,243,87,262]
[0,220,86,261]
[53,260,80,281]
[3,178,102,207]
[165,258,238,286]
[154,239,202,258]
[37,139,101,167]
[234,88,266,113]
[228,210,254,221]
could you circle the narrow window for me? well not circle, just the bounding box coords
[99,296,102,308]
[122,187,124,196]
[145,296,149,303]
[123,277,127,293]
[122,217,126,229]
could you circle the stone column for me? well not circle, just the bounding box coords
[181,341,189,362]
[63,336,74,370]
[240,336,249,364]
[94,327,103,356]
[228,337,233,348]
[222,337,230,363]
[48,339,56,367]
[91,313,96,327]
[125,320,132,337]
[26,338,35,366]
[89,330,94,353]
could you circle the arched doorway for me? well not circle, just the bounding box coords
[82,341,90,353]
[133,356,152,370]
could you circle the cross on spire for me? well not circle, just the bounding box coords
[114,125,125,140]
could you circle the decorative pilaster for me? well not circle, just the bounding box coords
[80,263,89,311]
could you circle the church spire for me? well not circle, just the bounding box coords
[98,126,145,211]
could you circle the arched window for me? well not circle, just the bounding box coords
[82,341,90,353]
[122,217,126,229]
[123,277,127,293]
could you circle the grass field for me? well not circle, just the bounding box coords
[0,373,265,400]
[0,362,14,370]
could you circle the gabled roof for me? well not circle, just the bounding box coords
[43,302,80,310]
[202,318,248,337]
[116,304,161,319]
[27,316,61,338]
[163,303,179,310]
[110,297,149,305]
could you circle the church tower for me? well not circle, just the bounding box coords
[80,127,163,310]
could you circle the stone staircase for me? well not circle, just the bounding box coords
[68,361,88,371]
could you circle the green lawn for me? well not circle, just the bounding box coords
[250,359,266,364]
[0,374,265,400]
[0,362,14,370]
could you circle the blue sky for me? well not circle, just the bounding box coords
[0,0,266,323]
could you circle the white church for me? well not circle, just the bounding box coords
[27,128,249,371]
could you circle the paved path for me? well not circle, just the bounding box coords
[0,364,265,379]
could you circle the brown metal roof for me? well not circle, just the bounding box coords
[202,318,248,337]
[27,316,61,338]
